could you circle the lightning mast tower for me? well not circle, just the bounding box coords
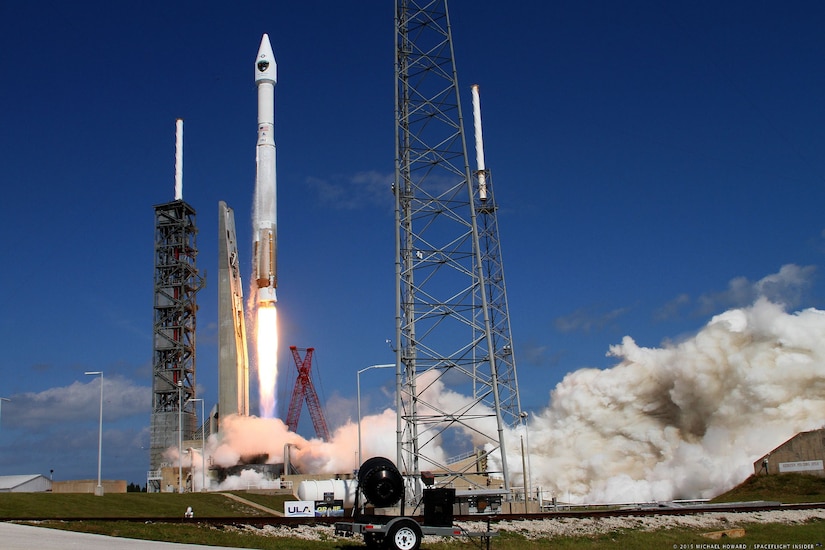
[470,85,522,429]
[394,0,520,499]
[148,119,205,492]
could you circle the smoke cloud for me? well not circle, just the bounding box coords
[519,298,825,503]
[179,297,825,503]
[177,409,400,491]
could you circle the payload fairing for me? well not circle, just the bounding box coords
[253,34,278,306]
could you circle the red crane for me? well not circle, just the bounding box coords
[285,346,331,441]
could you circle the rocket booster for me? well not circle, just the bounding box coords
[253,34,277,306]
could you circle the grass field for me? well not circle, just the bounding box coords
[0,491,291,519]
[711,472,825,503]
[1,475,823,548]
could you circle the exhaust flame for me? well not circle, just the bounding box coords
[256,304,278,418]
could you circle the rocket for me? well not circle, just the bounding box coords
[253,34,277,306]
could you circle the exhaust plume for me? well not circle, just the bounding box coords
[178,297,825,503]
[517,298,825,503]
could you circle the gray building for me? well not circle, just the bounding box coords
[754,428,825,477]
[0,474,52,493]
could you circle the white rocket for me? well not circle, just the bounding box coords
[253,34,277,306]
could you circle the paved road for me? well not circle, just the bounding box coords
[0,522,254,550]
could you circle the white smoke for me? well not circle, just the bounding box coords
[175,298,825,503]
[519,298,825,503]
[176,408,400,491]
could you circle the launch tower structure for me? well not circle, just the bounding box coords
[394,0,521,499]
[471,87,523,429]
[148,121,205,492]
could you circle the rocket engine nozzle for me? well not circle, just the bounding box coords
[257,286,277,306]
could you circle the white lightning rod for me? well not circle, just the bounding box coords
[174,118,183,200]
[471,84,488,201]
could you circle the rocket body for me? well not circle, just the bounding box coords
[253,34,277,305]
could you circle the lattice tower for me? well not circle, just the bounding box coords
[394,0,520,501]
[148,200,205,490]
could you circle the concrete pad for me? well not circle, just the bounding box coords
[0,522,251,550]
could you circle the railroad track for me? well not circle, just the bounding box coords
[6,501,823,526]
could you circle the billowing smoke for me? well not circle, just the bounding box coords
[175,297,825,503]
[517,298,825,503]
[175,409,399,491]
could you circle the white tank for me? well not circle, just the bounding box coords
[296,479,359,507]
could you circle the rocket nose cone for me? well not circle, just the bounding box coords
[255,33,277,84]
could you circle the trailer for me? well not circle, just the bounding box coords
[334,514,497,550]
[333,457,498,550]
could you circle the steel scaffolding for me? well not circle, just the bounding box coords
[394,0,520,501]
[148,200,204,491]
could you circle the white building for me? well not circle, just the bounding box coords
[0,474,52,493]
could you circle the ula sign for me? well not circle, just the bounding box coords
[284,500,315,517]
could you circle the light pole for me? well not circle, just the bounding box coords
[177,380,183,493]
[0,398,9,431]
[190,398,206,491]
[84,371,104,496]
[519,411,533,503]
[356,363,395,470]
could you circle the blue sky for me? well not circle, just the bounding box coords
[2,1,825,487]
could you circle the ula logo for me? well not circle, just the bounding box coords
[284,500,315,517]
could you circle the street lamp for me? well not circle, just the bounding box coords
[0,398,9,431]
[190,398,206,491]
[356,363,395,470]
[519,411,533,503]
[84,371,104,496]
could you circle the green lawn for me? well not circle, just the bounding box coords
[0,492,275,519]
[711,473,825,503]
[1,476,823,549]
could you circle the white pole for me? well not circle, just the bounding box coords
[174,119,183,200]
[200,399,205,491]
[84,372,104,496]
[470,84,488,200]
[520,411,533,501]
[0,398,9,430]
[191,398,205,491]
[177,381,183,493]
[357,364,395,470]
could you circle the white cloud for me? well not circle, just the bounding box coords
[305,170,394,210]
[554,305,630,333]
[658,264,816,320]
[4,376,148,430]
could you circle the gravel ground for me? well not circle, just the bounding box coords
[228,509,825,542]
[455,509,825,540]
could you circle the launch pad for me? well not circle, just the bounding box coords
[148,1,523,500]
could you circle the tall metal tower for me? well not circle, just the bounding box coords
[471,86,523,431]
[148,123,205,491]
[394,0,520,498]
